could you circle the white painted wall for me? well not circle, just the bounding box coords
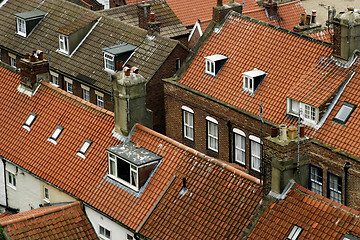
[5,162,75,212]
[85,205,135,240]
[0,159,6,207]
[97,0,109,9]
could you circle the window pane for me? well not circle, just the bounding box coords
[183,111,194,140]
[310,166,323,195]
[207,121,218,151]
[235,134,245,165]
[117,159,130,183]
[251,141,261,171]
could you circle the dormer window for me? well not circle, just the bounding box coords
[58,35,69,54]
[333,102,356,124]
[22,112,37,131]
[15,9,47,38]
[102,42,137,72]
[107,142,162,192]
[287,98,319,126]
[204,54,228,77]
[48,126,64,145]
[242,69,267,94]
[76,139,92,159]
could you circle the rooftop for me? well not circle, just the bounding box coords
[0,202,98,239]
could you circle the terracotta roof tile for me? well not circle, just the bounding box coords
[100,0,189,38]
[248,184,360,240]
[307,28,333,44]
[0,202,97,239]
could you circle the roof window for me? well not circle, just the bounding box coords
[333,102,356,124]
[242,68,267,94]
[15,9,47,37]
[22,112,37,131]
[204,54,228,77]
[107,142,162,192]
[343,234,360,240]
[102,42,137,72]
[286,225,302,240]
[47,126,64,145]
[76,139,92,159]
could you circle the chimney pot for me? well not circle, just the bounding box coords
[149,12,155,22]
[124,67,131,76]
[217,0,223,7]
[299,13,305,26]
[279,124,287,141]
[30,54,36,62]
[311,10,317,24]
[305,14,311,25]
[348,7,354,12]
[131,66,139,74]
[117,61,123,71]
[24,53,30,59]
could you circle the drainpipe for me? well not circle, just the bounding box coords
[227,121,232,163]
[344,162,350,206]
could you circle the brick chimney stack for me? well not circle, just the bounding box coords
[213,0,242,23]
[263,0,278,19]
[137,1,151,30]
[147,12,160,36]
[19,51,49,94]
[112,67,153,137]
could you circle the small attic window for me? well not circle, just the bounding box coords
[242,69,267,94]
[333,102,356,124]
[107,142,162,192]
[22,112,37,131]
[102,42,137,72]
[47,126,64,145]
[58,35,69,54]
[204,54,228,77]
[343,234,360,240]
[286,225,302,240]
[76,139,92,159]
[15,9,47,38]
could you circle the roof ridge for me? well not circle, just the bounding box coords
[0,201,81,227]
[293,183,360,216]
[242,0,301,14]
[135,124,261,184]
[41,81,114,117]
[228,11,332,48]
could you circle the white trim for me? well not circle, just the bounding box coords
[181,106,194,113]
[206,116,218,124]
[95,90,104,97]
[16,18,26,37]
[64,77,73,84]
[249,135,261,143]
[50,71,59,78]
[188,21,203,41]
[58,34,69,54]
[233,128,245,136]
[99,224,111,240]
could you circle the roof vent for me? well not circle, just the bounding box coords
[204,54,228,77]
[179,177,188,196]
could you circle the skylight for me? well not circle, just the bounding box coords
[76,139,92,159]
[22,112,37,131]
[286,225,302,240]
[333,102,356,124]
[47,126,64,145]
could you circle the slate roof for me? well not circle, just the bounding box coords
[99,0,189,39]
[0,202,98,239]
[248,183,360,239]
[139,151,263,239]
[0,0,184,93]
[0,65,260,232]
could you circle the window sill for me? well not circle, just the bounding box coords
[56,49,70,56]
[50,83,59,88]
[7,184,16,191]
[43,198,50,203]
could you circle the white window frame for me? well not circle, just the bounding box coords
[83,88,90,102]
[205,59,215,76]
[108,153,140,191]
[97,95,104,108]
[76,139,92,159]
[22,112,37,131]
[51,75,59,86]
[66,81,73,94]
[243,75,254,93]
[182,106,194,141]
[309,165,323,195]
[58,34,69,54]
[328,173,342,203]
[250,135,261,172]
[99,225,111,240]
[16,18,26,37]
[233,128,246,165]
[206,116,218,152]
[10,57,16,68]
[304,104,316,122]
[287,98,300,115]
[7,171,16,189]
[44,186,50,203]
[286,225,302,240]
[104,53,115,72]
[48,125,64,145]
[286,99,318,126]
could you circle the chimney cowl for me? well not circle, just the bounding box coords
[149,12,155,22]
[124,67,131,76]
[131,66,139,74]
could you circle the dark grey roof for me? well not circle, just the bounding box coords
[107,142,162,166]
[102,42,137,55]
[0,0,185,93]
[14,9,47,20]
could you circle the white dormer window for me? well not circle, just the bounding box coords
[22,112,37,131]
[204,54,228,77]
[16,18,26,37]
[77,139,92,159]
[104,53,115,72]
[242,69,267,94]
[287,98,319,126]
[59,35,69,54]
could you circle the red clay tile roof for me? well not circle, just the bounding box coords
[248,183,360,239]
[245,0,305,31]
[0,65,260,232]
[0,202,98,239]
[100,0,189,38]
[178,12,332,125]
[307,28,333,43]
[139,149,263,239]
